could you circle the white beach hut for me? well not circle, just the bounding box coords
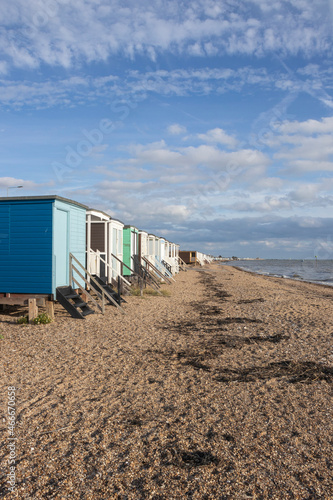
[86,208,124,284]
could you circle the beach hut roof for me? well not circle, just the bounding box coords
[0,194,88,209]
[87,207,111,220]
[87,207,124,225]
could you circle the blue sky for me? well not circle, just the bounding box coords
[1,0,333,258]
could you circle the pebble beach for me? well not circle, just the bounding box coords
[1,263,333,499]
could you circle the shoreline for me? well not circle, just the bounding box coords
[221,262,333,290]
[1,264,333,498]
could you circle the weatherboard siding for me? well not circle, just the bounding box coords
[0,197,86,296]
[0,199,53,294]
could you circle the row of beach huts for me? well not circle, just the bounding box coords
[0,196,214,320]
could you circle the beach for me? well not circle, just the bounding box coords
[1,263,333,499]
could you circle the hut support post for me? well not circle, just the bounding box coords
[46,301,54,320]
[118,275,123,296]
[28,299,38,324]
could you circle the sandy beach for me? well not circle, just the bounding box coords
[1,263,333,499]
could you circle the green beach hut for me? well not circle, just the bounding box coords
[122,225,139,276]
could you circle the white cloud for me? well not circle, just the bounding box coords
[261,116,333,174]
[115,141,270,174]
[0,0,331,74]
[229,196,292,213]
[167,124,187,135]
[278,117,333,135]
[0,63,331,111]
[289,185,320,202]
[197,128,238,148]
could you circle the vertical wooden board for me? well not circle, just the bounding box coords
[46,300,54,319]
[28,298,38,323]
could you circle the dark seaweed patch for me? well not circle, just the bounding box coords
[160,441,219,468]
[212,333,286,348]
[214,361,333,384]
[217,317,263,325]
[180,450,219,467]
[238,298,265,304]
[184,359,211,372]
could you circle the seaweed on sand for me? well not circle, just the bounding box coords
[214,360,333,384]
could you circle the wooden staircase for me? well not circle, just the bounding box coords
[137,261,162,293]
[90,274,126,306]
[142,256,173,284]
[178,256,188,272]
[56,253,125,319]
[56,286,94,319]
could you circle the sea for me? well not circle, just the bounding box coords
[221,259,333,287]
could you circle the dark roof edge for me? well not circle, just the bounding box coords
[0,195,89,209]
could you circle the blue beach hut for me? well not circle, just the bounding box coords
[0,195,87,298]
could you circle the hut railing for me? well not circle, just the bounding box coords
[178,256,187,271]
[142,257,173,284]
[88,249,131,291]
[159,258,175,281]
[110,252,147,294]
[153,256,174,281]
[69,253,124,313]
[137,259,162,293]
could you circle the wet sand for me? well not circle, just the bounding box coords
[1,263,333,499]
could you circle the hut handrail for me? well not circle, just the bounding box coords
[153,256,174,282]
[157,257,175,281]
[71,275,104,314]
[137,261,162,294]
[142,256,172,284]
[72,264,123,312]
[69,255,105,314]
[178,256,187,267]
[70,253,124,313]
[110,252,141,280]
[89,249,131,287]
[178,256,187,271]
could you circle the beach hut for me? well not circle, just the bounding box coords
[138,230,149,264]
[110,218,124,281]
[0,195,87,296]
[148,233,156,261]
[179,250,199,265]
[179,250,212,266]
[86,208,110,279]
[165,241,180,274]
[122,225,139,276]
[174,244,180,271]
[86,209,124,284]
[158,237,166,262]
[0,195,90,318]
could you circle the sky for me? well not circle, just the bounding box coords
[0,0,333,259]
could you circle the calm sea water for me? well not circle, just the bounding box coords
[221,260,333,287]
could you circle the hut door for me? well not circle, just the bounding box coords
[55,208,69,286]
